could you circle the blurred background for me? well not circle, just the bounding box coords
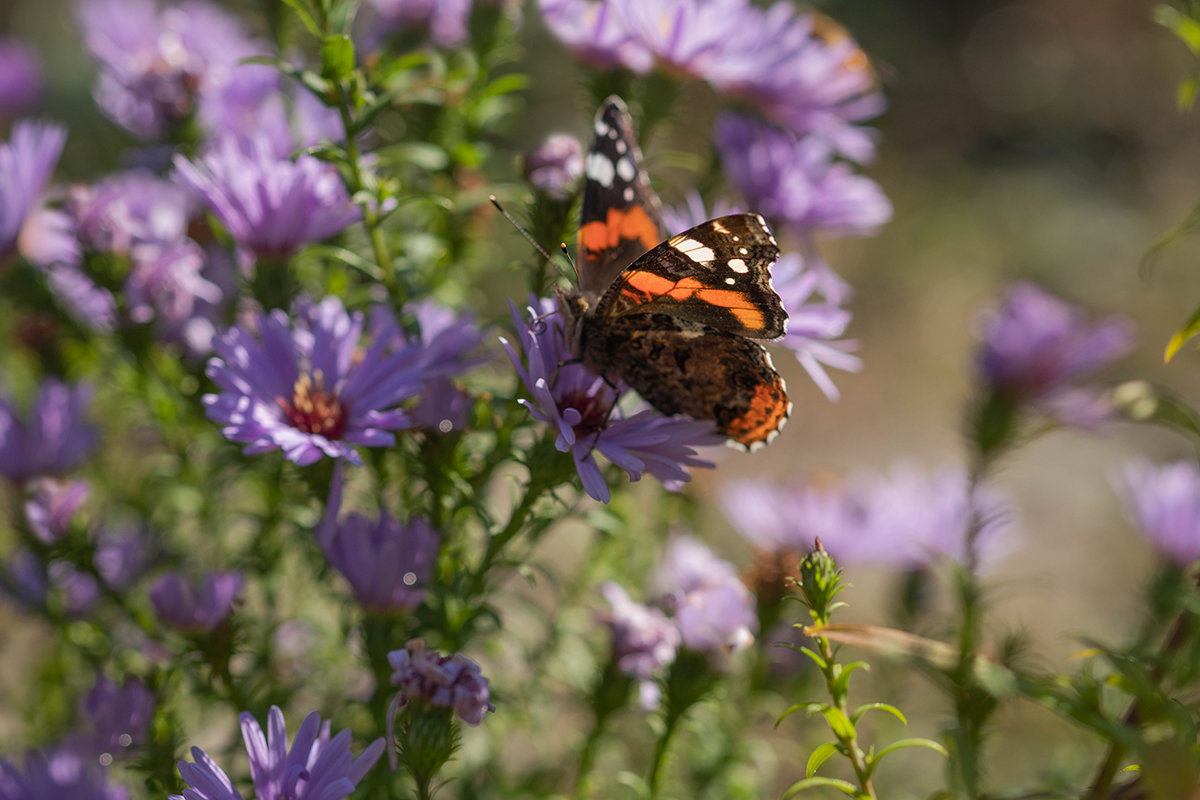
[4,0,1200,795]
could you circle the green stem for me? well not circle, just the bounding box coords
[334,91,398,297]
[647,712,681,797]
[815,633,878,799]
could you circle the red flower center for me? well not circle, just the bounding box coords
[278,371,347,439]
[557,389,613,438]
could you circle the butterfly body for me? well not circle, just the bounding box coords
[559,96,791,450]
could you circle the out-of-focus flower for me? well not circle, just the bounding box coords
[0,38,44,117]
[0,379,99,485]
[539,0,883,158]
[173,137,360,259]
[714,112,890,301]
[24,479,90,543]
[975,283,1133,425]
[41,264,119,333]
[386,639,495,726]
[523,134,584,199]
[1116,459,1200,567]
[0,746,129,800]
[1,551,99,617]
[171,706,384,800]
[148,571,243,632]
[649,536,757,656]
[318,471,440,612]
[80,675,155,758]
[502,298,722,503]
[76,0,266,139]
[721,462,1015,570]
[402,299,490,380]
[411,379,473,433]
[0,120,65,262]
[599,582,679,707]
[366,0,474,47]
[203,297,427,465]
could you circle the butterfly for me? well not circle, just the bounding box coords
[556,96,791,450]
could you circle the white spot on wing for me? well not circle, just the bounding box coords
[623,187,634,201]
[674,238,716,262]
[725,277,735,285]
[738,247,748,255]
[595,119,609,137]
[586,153,615,187]
[728,259,748,273]
[615,140,627,154]
[616,157,635,183]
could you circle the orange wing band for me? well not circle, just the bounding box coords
[620,272,766,331]
[579,206,660,257]
[725,379,789,445]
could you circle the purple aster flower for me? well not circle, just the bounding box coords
[171,706,384,800]
[649,536,757,657]
[71,171,196,254]
[41,264,119,333]
[386,640,495,730]
[198,63,344,158]
[523,133,584,199]
[148,571,243,632]
[714,112,890,300]
[502,298,722,503]
[80,675,155,758]
[24,479,90,544]
[1116,459,1200,567]
[0,120,65,262]
[411,379,473,433]
[93,523,156,589]
[0,379,99,485]
[76,0,266,139]
[975,283,1134,423]
[398,299,490,381]
[367,0,474,47]
[0,38,44,117]
[1,551,99,617]
[599,581,679,707]
[203,297,427,465]
[318,470,440,612]
[721,462,1015,570]
[538,0,649,70]
[173,137,360,259]
[0,746,129,800]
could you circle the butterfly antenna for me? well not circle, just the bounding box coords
[559,242,579,281]
[489,195,559,265]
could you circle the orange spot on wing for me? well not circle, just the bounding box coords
[725,379,789,446]
[620,274,766,329]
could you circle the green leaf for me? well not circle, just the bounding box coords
[1154,5,1200,55]
[872,738,948,764]
[321,34,355,81]
[1177,76,1199,111]
[1166,302,1200,362]
[1142,197,1200,281]
[1111,381,1200,445]
[806,742,841,778]
[776,702,825,729]
[851,702,908,726]
[280,0,320,37]
[304,245,382,280]
[821,707,856,740]
[798,646,827,670]
[832,660,869,698]
[781,777,864,799]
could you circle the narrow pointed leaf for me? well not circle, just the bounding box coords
[782,776,863,799]
[851,702,908,726]
[873,737,948,763]
[821,707,856,740]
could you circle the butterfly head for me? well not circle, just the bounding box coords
[555,286,590,359]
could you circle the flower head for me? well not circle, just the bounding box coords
[170,706,384,800]
[148,571,243,632]
[80,675,156,758]
[366,0,474,48]
[649,536,757,656]
[714,112,890,257]
[0,379,99,485]
[721,462,1015,570]
[24,479,90,544]
[0,746,129,800]
[0,38,44,117]
[173,137,360,259]
[0,120,65,262]
[76,0,265,139]
[975,283,1133,421]
[502,298,722,503]
[523,133,584,199]
[318,472,440,612]
[204,297,429,465]
[386,639,495,726]
[1116,459,1200,567]
[599,582,679,707]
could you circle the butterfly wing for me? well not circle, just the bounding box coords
[584,314,790,449]
[576,96,665,299]
[593,214,787,340]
